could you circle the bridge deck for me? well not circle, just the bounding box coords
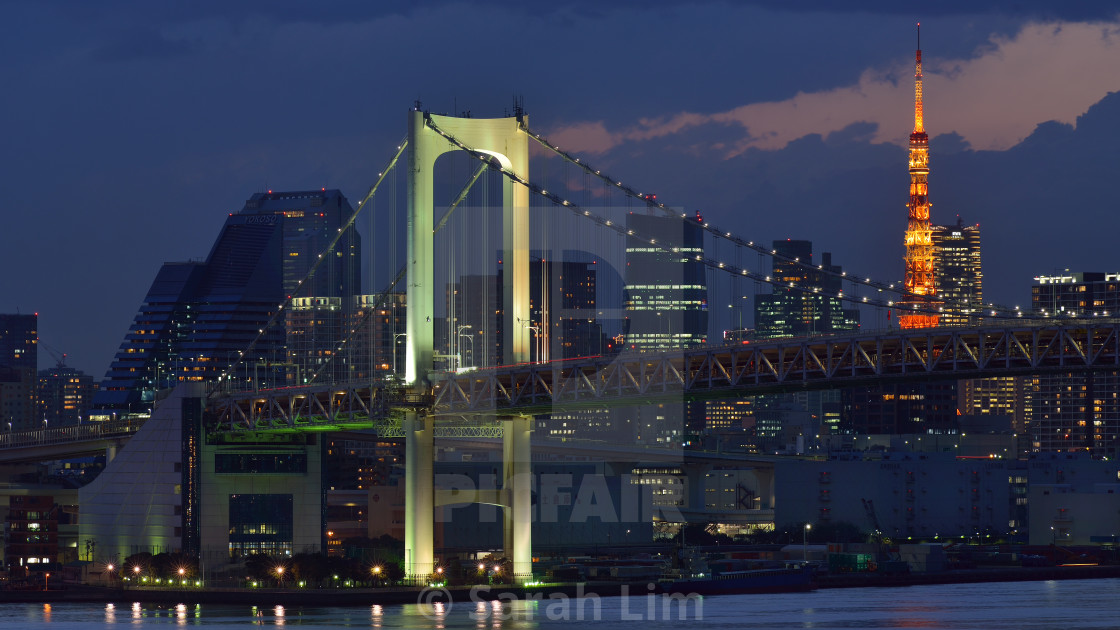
[208,322,1120,432]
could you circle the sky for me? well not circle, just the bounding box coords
[4,1,1120,378]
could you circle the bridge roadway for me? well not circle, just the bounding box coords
[0,417,142,463]
[210,320,1120,432]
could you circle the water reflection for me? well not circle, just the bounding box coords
[105,602,116,624]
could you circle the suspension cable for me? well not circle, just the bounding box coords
[424,117,1029,323]
[218,137,410,383]
[518,124,1025,320]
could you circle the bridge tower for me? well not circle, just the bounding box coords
[406,110,531,384]
[404,110,533,582]
[899,24,941,329]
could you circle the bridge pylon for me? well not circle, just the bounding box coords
[405,413,534,584]
[405,110,530,385]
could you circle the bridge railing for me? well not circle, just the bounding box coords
[0,417,146,451]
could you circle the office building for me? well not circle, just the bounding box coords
[91,190,361,418]
[931,217,982,327]
[624,212,708,351]
[623,212,708,443]
[453,258,605,369]
[0,313,38,431]
[1030,272,1120,456]
[754,240,860,339]
[37,365,95,427]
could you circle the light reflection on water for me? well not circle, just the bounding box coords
[0,579,1118,629]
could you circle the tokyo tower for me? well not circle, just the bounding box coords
[898,24,940,329]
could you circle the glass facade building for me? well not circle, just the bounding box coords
[932,218,982,327]
[92,190,361,418]
[624,212,707,351]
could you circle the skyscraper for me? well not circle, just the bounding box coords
[754,240,860,339]
[92,190,361,418]
[624,212,707,351]
[898,27,941,329]
[624,212,708,444]
[0,313,38,431]
[932,218,982,327]
[1030,272,1120,455]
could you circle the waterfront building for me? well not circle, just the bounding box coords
[0,313,37,431]
[5,495,59,571]
[79,384,324,568]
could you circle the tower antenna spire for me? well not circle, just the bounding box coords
[899,22,940,329]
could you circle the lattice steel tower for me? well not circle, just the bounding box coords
[899,24,940,329]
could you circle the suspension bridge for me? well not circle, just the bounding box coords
[13,108,1120,582]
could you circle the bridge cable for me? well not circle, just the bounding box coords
[217,137,410,387]
[519,125,1030,321]
[424,117,1024,323]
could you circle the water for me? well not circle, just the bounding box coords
[2,579,1119,629]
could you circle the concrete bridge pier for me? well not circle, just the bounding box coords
[502,415,533,581]
[404,411,434,581]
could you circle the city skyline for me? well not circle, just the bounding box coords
[5,3,1120,377]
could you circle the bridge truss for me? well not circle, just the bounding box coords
[209,321,1120,431]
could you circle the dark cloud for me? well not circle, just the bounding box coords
[569,89,1120,315]
[16,0,1116,28]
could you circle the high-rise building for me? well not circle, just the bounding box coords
[932,218,982,327]
[754,240,860,339]
[898,28,941,329]
[1030,272,1120,455]
[92,190,361,418]
[37,364,95,427]
[624,212,708,444]
[453,258,608,368]
[751,241,858,441]
[0,313,38,431]
[624,212,707,351]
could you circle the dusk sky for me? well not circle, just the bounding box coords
[4,1,1120,378]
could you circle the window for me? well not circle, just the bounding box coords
[228,494,294,559]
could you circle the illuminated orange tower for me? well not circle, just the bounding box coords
[898,24,940,329]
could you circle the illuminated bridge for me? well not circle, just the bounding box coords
[211,320,1120,429]
[66,107,1118,584]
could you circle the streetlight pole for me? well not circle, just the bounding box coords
[519,319,540,362]
[455,324,472,370]
[458,331,475,369]
[803,523,811,561]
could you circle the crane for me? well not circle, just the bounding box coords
[40,342,68,368]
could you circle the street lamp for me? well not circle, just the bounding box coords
[456,324,473,370]
[519,319,541,362]
[803,523,812,561]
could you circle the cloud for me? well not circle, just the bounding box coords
[546,20,1120,156]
